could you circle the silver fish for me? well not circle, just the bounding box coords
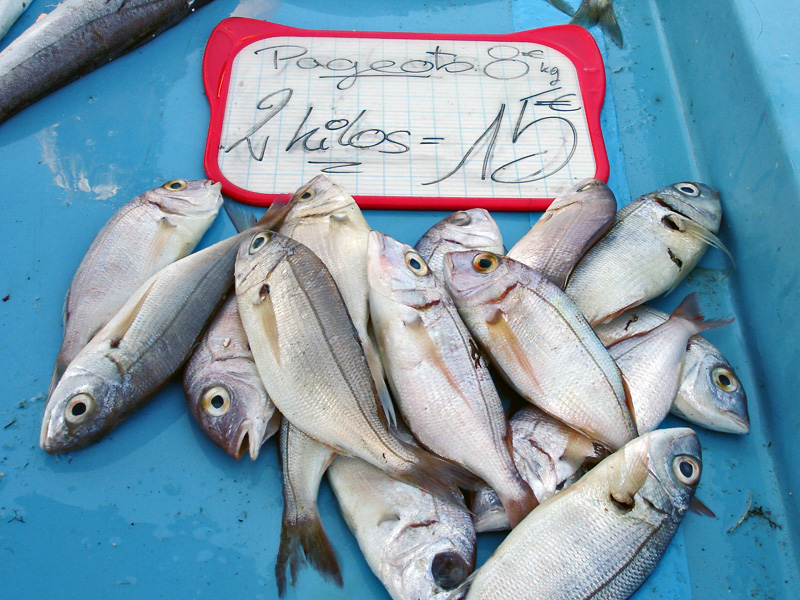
[49,179,222,399]
[0,0,30,43]
[462,428,702,600]
[472,405,600,533]
[41,229,249,454]
[0,0,215,123]
[234,228,475,506]
[183,294,279,460]
[275,419,340,597]
[507,178,616,289]
[368,232,536,527]
[595,304,749,434]
[607,293,732,434]
[443,250,636,450]
[570,0,623,48]
[280,175,394,425]
[329,455,476,600]
[565,182,729,325]
[414,209,504,281]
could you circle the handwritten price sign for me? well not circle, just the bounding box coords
[203,19,608,211]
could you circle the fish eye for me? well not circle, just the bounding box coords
[472,252,499,273]
[202,386,231,417]
[65,393,95,426]
[712,367,739,392]
[404,251,429,276]
[577,180,598,192]
[249,232,271,254]
[295,187,316,202]
[674,182,700,197]
[672,455,701,485]
[431,551,469,591]
[163,179,188,191]
[447,211,472,226]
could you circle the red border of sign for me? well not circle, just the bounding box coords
[202,18,608,211]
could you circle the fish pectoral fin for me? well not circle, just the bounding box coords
[608,442,649,506]
[145,216,179,266]
[485,309,539,387]
[403,314,469,402]
[561,429,598,467]
[253,285,282,365]
[105,279,157,348]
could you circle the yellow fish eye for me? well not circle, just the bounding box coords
[295,187,317,202]
[163,179,188,191]
[404,251,429,277]
[202,386,231,417]
[65,393,94,426]
[712,367,739,393]
[472,252,499,273]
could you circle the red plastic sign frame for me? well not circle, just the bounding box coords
[203,18,609,211]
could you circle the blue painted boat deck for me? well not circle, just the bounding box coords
[1,1,798,598]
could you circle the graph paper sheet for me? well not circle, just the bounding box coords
[203,19,608,210]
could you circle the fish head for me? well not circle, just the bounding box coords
[367,231,439,306]
[234,228,297,296]
[40,355,119,454]
[642,181,721,232]
[546,178,617,214]
[442,250,525,309]
[675,338,749,434]
[382,514,475,600]
[639,428,702,515]
[185,365,278,460]
[432,209,504,253]
[283,174,360,227]
[149,179,223,218]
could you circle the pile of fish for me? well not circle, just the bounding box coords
[40,173,748,600]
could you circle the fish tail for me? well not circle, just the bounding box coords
[495,478,538,528]
[570,0,624,47]
[274,510,342,597]
[399,444,483,508]
[672,292,734,333]
[223,197,258,233]
[547,0,576,17]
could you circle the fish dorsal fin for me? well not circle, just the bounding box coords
[105,279,157,349]
[608,442,649,506]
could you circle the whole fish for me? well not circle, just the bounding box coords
[462,428,702,600]
[279,175,394,425]
[472,405,600,533]
[443,250,637,450]
[0,0,216,123]
[49,179,222,399]
[368,232,536,527]
[607,293,731,434]
[328,455,476,600]
[183,294,279,460]
[565,182,729,325]
[507,178,616,289]
[275,419,340,597]
[414,209,504,281]
[571,0,623,48]
[595,304,749,433]
[0,0,30,43]
[41,229,249,454]
[234,228,475,506]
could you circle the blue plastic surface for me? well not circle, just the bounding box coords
[1,1,798,598]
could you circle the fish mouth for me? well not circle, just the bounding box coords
[234,419,260,460]
[721,409,750,434]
